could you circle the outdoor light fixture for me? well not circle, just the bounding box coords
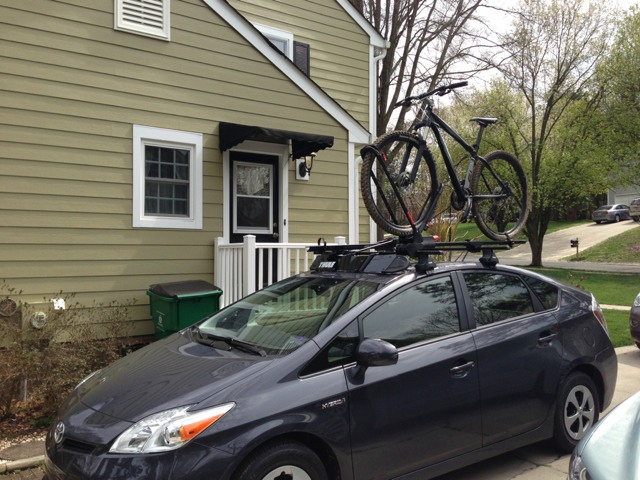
[294,153,316,181]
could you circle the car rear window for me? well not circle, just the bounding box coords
[522,276,559,310]
[631,199,640,206]
[463,272,534,326]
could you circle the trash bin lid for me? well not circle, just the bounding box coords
[148,280,220,298]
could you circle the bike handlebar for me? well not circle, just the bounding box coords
[394,81,469,108]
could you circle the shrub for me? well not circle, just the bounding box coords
[0,282,136,422]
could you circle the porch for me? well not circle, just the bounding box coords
[214,235,346,307]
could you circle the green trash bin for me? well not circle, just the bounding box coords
[146,280,222,339]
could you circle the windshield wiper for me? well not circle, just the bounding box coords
[191,326,266,357]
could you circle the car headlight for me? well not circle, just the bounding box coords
[567,449,589,480]
[109,403,235,454]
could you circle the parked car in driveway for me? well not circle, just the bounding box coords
[567,389,640,480]
[630,198,640,222]
[44,239,618,480]
[631,292,640,349]
[592,204,631,223]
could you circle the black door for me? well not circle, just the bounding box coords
[347,275,482,479]
[230,151,279,243]
[460,271,563,445]
[230,151,280,287]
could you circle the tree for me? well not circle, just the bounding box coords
[493,0,613,266]
[351,0,501,136]
[594,6,640,183]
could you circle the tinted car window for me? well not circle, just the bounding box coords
[302,321,360,375]
[522,276,559,310]
[463,272,534,326]
[362,275,460,348]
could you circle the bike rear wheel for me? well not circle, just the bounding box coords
[361,131,439,237]
[470,150,529,241]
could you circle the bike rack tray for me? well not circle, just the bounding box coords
[308,236,525,273]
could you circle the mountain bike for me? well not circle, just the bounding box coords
[360,81,529,242]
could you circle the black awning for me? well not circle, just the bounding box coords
[219,122,334,158]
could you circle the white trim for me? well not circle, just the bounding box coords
[202,0,371,145]
[132,125,202,229]
[335,0,388,48]
[222,141,289,243]
[254,23,294,59]
[114,0,170,41]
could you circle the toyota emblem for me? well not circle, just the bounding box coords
[54,422,65,445]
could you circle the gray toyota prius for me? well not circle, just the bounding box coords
[45,239,618,480]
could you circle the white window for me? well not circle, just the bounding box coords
[254,24,293,58]
[133,125,202,229]
[115,0,170,41]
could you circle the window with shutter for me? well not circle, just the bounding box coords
[293,41,310,76]
[114,0,170,40]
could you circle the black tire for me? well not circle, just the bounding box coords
[553,372,600,453]
[594,220,601,224]
[633,216,640,222]
[233,441,329,480]
[614,214,621,222]
[361,131,439,237]
[470,150,529,241]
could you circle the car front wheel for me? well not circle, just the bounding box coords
[553,372,600,453]
[233,441,329,480]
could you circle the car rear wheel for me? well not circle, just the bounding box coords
[233,441,329,480]
[553,372,600,453]
[614,214,621,222]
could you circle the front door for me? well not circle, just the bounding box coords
[229,151,280,286]
[230,151,280,243]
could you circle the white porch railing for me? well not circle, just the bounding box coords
[214,235,346,307]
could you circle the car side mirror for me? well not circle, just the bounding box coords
[352,339,398,379]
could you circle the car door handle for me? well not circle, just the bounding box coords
[450,360,475,378]
[538,332,557,346]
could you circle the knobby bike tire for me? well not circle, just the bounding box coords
[361,131,439,237]
[470,150,529,241]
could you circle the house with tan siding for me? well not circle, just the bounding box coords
[0,0,387,336]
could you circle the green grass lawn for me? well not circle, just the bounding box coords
[565,225,640,263]
[602,309,634,348]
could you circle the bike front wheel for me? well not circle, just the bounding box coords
[471,150,529,241]
[361,131,439,237]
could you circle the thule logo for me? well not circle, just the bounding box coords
[319,261,336,269]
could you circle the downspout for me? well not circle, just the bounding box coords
[363,46,388,243]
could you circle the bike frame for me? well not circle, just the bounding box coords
[412,102,512,214]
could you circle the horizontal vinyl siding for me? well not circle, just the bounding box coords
[1,0,348,335]
[228,0,371,129]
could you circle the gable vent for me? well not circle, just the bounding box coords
[115,0,170,40]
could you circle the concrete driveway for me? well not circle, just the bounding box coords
[434,346,640,480]
[500,220,639,265]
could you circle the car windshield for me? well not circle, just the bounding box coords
[198,276,380,355]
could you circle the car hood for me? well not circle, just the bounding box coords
[579,391,640,480]
[76,332,272,423]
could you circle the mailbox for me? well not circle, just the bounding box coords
[570,238,579,248]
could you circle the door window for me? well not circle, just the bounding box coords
[463,272,534,326]
[233,161,273,235]
[362,276,460,348]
